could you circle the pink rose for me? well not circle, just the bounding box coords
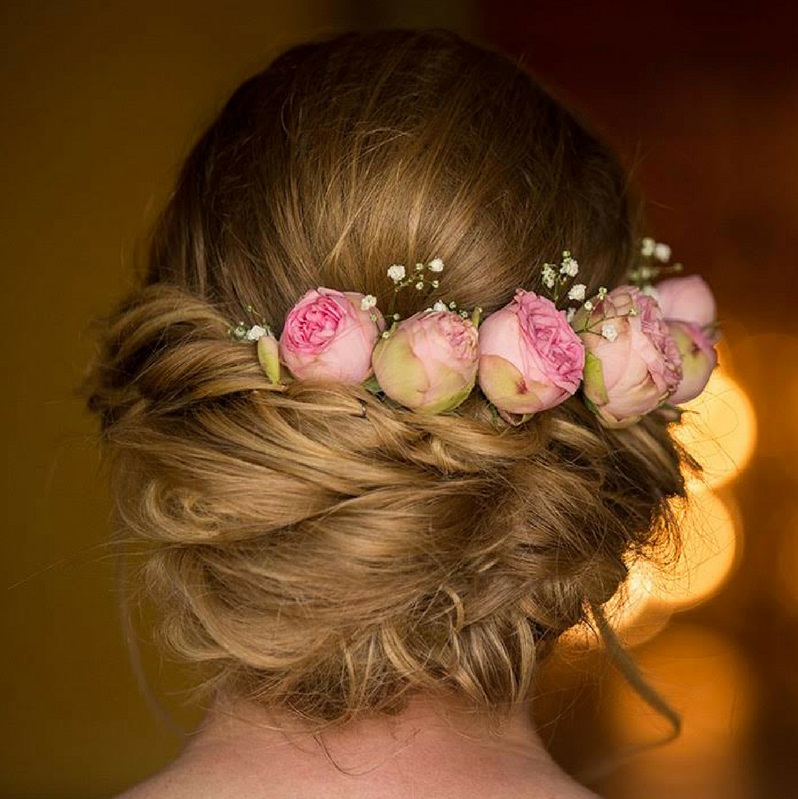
[667,320,718,404]
[654,275,716,328]
[574,286,683,428]
[279,288,385,383]
[654,274,719,404]
[477,289,585,416]
[371,310,479,413]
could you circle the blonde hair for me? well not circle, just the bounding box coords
[87,29,693,726]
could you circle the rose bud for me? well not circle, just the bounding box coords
[654,275,716,329]
[279,288,385,382]
[573,286,682,428]
[477,289,585,416]
[371,309,479,414]
[256,331,282,384]
[667,320,718,404]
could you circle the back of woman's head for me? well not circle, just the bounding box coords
[87,28,689,724]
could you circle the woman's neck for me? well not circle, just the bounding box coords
[190,691,546,766]
[159,697,592,799]
[149,692,599,799]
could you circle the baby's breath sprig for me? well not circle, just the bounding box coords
[383,257,447,337]
[565,294,610,328]
[629,237,683,289]
[541,250,584,305]
[229,305,273,342]
[421,298,483,327]
[568,290,638,341]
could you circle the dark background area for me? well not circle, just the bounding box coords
[2,2,795,797]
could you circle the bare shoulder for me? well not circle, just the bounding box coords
[109,761,603,799]
[111,762,212,799]
[112,775,178,799]
[112,776,169,799]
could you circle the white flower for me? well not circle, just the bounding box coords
[415,281,424,290]
[567,283,586,301]
[601,322,618,342]
[432,300,448,312]
[641,237,656,257]
[597,286,608,300]
[387,264,406,282]
[584,300,594,311]
[428,257,444,272]
[654,242,671,263]
[542,264,557,289]
[566,307,577,323]
[245,325,267,341]
[360,294,377,310]
[641,285,660,302]
[560,256,579,277]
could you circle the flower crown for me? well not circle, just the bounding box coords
[230,240,720,428]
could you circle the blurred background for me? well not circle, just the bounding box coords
[1,1,795,797]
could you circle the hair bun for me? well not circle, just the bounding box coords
[88,282,689,721]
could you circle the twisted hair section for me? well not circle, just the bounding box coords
[85,29,695,724]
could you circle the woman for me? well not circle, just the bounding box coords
[87,28,716,798]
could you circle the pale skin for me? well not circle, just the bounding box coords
[116,693,601,799]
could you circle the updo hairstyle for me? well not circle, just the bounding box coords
[87,29,691,725]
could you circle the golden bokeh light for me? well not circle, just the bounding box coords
[657,488,740,610]
[562,561,673,650]
[564,488,739,650]
[727,333,798,465]
[613,563,662,628]
[673,369,756,490]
